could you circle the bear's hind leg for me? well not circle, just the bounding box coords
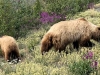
[80,40,95,48]
[81,41,95,47]
[80,36,92,47]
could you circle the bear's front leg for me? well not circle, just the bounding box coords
[4,52,10,62]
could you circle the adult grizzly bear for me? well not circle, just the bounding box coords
[0,35,20,63]
[41,18,100,55]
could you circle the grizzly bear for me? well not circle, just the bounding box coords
[0,35,20,63]
[41,18,100,55]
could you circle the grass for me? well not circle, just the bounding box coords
[0,6,100,75]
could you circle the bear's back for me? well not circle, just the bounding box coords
[48,18,90,34]
[0,35,17,48]
[46,18,98,43]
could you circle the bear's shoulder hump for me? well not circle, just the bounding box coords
[78,18,87,21]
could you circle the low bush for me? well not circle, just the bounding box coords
[69,51,98,75]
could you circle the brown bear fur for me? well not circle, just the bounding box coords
[41,18,100,54]
[0,35,20,62]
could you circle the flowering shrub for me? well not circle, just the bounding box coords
[69,51,98,75]
[0,0,99,38]
[83,51,98,69]
[43,0,99,15]
[40,11,66,24]
[83,51,93,59]
[40,12,53,24]
[0,0,35,38]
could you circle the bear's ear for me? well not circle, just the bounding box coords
[78,18,87,21]
[97,27,100,30]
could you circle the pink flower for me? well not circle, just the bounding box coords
[84,51,93,59]
[91,60,98,69]
[40,11,66,24]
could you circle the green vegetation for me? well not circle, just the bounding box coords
[0,0,99,38]
[69,51,98,75]
[0,0,100,75]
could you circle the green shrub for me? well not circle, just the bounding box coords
[0,0,99,38]
[73,9,100,26]
[69,51,98,75]
[69,60,93,75]
[42,0,99,15]
[33,0,41,18]
[0,0,16,36]
[0,0,35,38]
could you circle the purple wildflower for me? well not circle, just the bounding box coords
[52,13,61,19]
[40,11,66,24]
[48,16,54,22]
[91,60,98,69]
[82,50,98,70]
[40,12,49,18]
[40,11,52,24]
[84,51,93,59]
[87,51,93,59]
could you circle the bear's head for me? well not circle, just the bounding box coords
[41,34,53,55]
[92,26,100,41]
